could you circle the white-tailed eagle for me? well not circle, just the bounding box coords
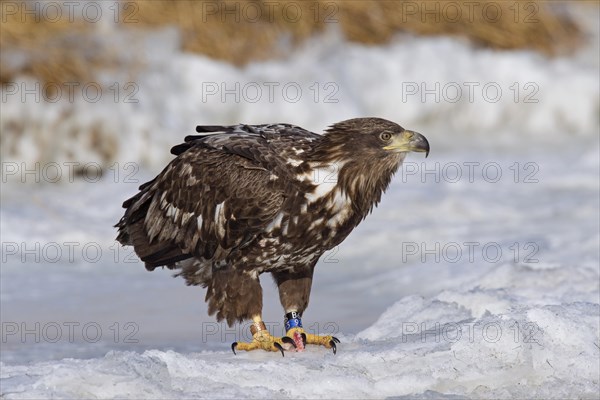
[116,118,429,355]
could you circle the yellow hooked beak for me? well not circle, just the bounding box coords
[383,130,430,157]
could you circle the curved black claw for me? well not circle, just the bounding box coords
[281,336,296,349]
[330,340,337,355]
[332,336,340,344]
[301,333,307,346]
[274,342,285,357]
[231,342,238,355]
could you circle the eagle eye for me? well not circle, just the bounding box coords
[379,132,392,142]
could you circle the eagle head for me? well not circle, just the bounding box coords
[321,117,429,162]
[304,117,430,215]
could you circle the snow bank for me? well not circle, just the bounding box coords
[2,261,598,399]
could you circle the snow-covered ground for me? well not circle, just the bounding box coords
[1,9,599,399]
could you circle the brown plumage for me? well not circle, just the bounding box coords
[115,118,429,326]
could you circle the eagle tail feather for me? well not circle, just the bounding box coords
[122,218,192,271]
[116,181,192,270]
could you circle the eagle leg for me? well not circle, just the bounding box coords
[231,317,294,356]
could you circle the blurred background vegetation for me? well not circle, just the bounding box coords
[0,0,586,86]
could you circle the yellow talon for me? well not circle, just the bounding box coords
[232,318,290,356]
[232,330,285,354]
[284,327,340,353]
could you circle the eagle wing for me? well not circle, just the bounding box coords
[116,124,318,270]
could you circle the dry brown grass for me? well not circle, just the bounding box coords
[337,1,581,52]
[133,0,582,62]
[0,0,586,85]
[0,1,114,85]
[131,0,327,65]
